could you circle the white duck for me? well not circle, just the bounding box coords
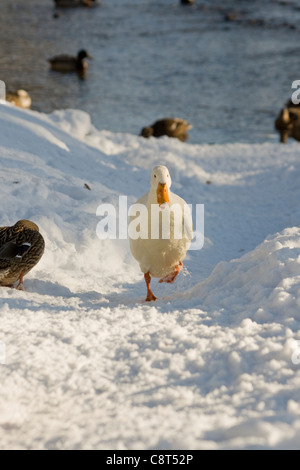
[129,165,193,301]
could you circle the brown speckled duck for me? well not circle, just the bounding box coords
[141,118,192,142]
[6,90,32,109]
[0,220,45,290]
[275,99,300,143]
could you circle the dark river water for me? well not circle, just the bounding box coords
[1,0,300,144]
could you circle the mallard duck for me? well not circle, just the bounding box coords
[48,49,93,73]
[141,118,192,142]
[275,100,300,143]
[54,0,99,7]
[6,90,32,109]
[129,166,193,301]
[0,220,45,290]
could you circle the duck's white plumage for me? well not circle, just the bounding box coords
[129,166,193,300]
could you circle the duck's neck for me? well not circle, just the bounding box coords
[147,187,158,205]
[76,58,86,70]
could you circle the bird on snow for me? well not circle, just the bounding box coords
[274,99,300,143]
[129,166,193,302]
[48,49,93,73]
[0,220,45,291]
[141,118,192,142]
[6,90,32,109]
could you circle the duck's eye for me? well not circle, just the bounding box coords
[154,175,156,178]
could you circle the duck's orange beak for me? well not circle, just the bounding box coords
[156,182,169,205]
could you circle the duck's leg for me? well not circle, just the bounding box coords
[16,271,25,291]
[144,272,157,302]
[159,262,183,284]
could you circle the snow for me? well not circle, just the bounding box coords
[0,101,300,450]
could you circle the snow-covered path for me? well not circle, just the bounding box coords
[0,102,300,449]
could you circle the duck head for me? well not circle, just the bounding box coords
[77,50,93,60]
[14,220,39,232]
[141,127,153,138]
[150,166,171,208]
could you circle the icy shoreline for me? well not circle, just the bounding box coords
[0,102,300,449]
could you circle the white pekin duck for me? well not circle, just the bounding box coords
[129,166,193,301]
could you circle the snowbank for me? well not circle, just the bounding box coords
[189,227,300,323]
[0,101,300,449]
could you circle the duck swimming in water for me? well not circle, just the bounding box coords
[54,0,99,7]
[48,49,93,73]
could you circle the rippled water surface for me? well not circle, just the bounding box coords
[1,0,300,144]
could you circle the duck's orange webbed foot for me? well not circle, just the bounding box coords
[144,272,157,302]
[15,271,25,291]
[159,262,183,284]
[146,291,157,302]
[16,283,25,291]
